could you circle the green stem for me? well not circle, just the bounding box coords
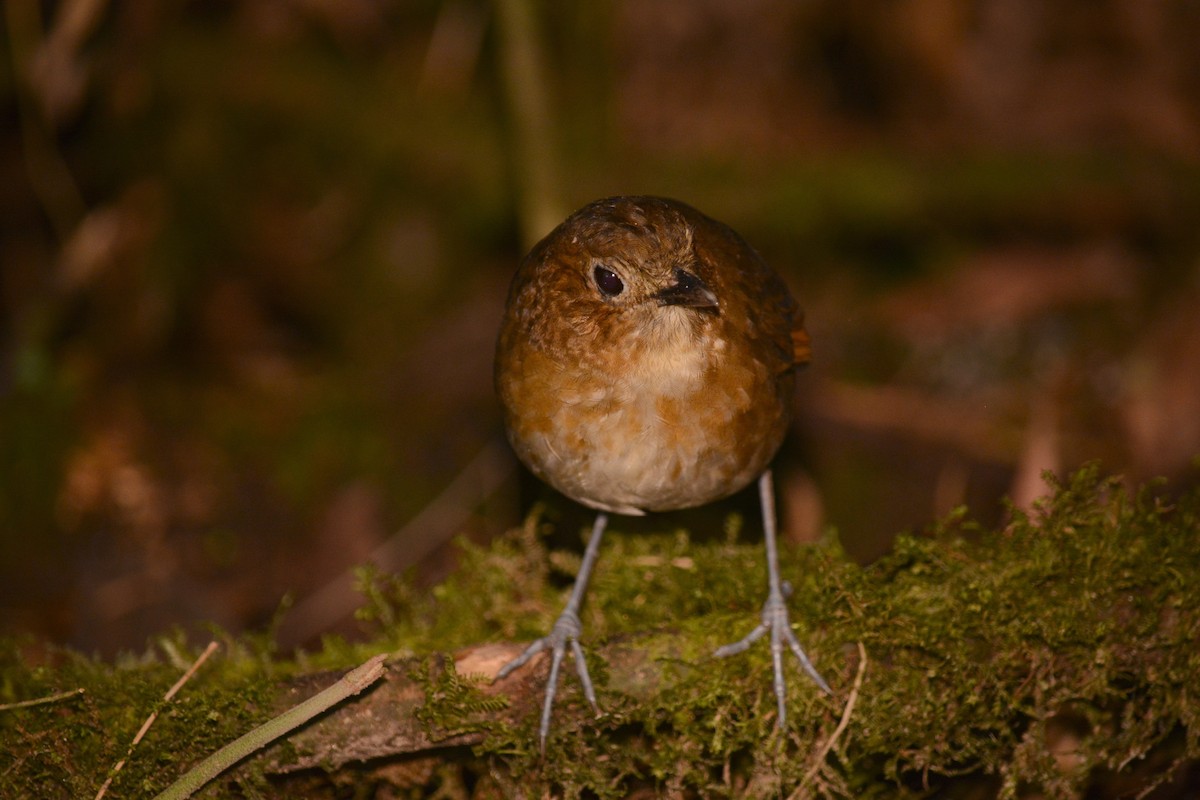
[153,654,387,800]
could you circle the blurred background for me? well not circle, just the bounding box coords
[2,0,1198,657]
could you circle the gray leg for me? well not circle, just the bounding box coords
[497,512,608,752]
[714,471,831,726]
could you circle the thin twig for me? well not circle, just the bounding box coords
[792,641,868,799]
[0,687,85,712]
[152,653,388,800]
[94,641,220,800]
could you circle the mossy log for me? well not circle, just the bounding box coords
[3,466,1198,798]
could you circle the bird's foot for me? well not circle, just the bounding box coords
[496,608,598,753]
[714,582,831,727]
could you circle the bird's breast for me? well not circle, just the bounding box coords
[500,316,790,515]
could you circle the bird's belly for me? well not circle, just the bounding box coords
[520,367,786,516]
[569,394,737,513]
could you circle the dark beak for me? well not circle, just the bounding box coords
[653,268,719,309]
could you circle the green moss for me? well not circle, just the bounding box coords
[0,634,276,798]
[3,465,1198,797]
[352,506,564,654]
[387,465,1199,796]
[412,656,510,739]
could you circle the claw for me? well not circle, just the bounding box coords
[714,472,830,727]
[496,608,599,753]
[715,587,830,726]
[495,513,609,753]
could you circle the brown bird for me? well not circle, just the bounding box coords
[494,195,830,750]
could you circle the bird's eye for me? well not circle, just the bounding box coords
[593,265,624,297]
